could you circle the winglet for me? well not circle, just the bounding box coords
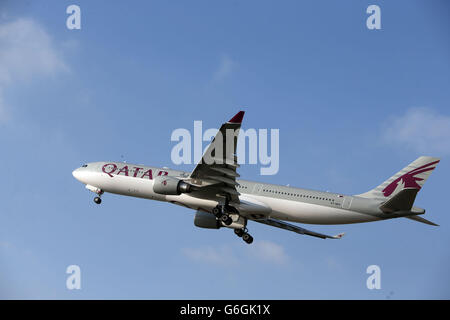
[332,233,345,239]
[228,111,245,124]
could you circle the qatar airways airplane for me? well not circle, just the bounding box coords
[72,111,440,244]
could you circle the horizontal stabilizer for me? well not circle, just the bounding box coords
[406,215,439,226]
[380,188,418,213]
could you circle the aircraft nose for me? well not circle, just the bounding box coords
[72,167,83,182]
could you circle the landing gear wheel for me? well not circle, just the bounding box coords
[94,197,102,204]
[212,206,221,216]
[242,233,253,244]
[234,229,245,237]
[220,214,233,226]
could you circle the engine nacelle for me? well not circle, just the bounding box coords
[153,176,192,195]
[194,211,220,229]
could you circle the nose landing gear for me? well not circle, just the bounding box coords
[92,189,103,205]
[86,185,103,205]
[93,196,102,204]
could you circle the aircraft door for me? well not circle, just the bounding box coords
[342,196,353,210]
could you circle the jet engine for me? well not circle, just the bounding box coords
[153,176,192,195]
[194,211,221,229]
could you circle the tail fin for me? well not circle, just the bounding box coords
[358,156,440,199]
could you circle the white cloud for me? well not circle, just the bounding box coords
[0,89,8,122]
[247,240,290,266]
[213,54,235,81]
[182,240,290,267]
[325,256,342,271]
[0,18,68,121]
[0,241,13,250]
[182,245,239,266]
[382,107,450,155]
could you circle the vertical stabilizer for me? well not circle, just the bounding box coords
[357,156,440,199]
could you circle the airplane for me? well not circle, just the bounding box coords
[72,111,440,244]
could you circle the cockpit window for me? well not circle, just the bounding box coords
[82,164,88,167]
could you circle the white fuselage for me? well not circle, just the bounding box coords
[72,161,384,225]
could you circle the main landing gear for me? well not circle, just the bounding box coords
[212,205,233,226]
[234,228,253,244]
[212,205,254,244]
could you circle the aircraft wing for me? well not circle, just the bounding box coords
[188,111,244,203]
[254,218,345,239]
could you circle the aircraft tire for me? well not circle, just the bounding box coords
[243,233,253,244]
[221,214,233,225]
[212,207,221,216]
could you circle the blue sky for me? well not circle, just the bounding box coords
[0,0,449,299]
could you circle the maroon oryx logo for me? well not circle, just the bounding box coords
[162,180,167,186]
[382,160,439,197]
